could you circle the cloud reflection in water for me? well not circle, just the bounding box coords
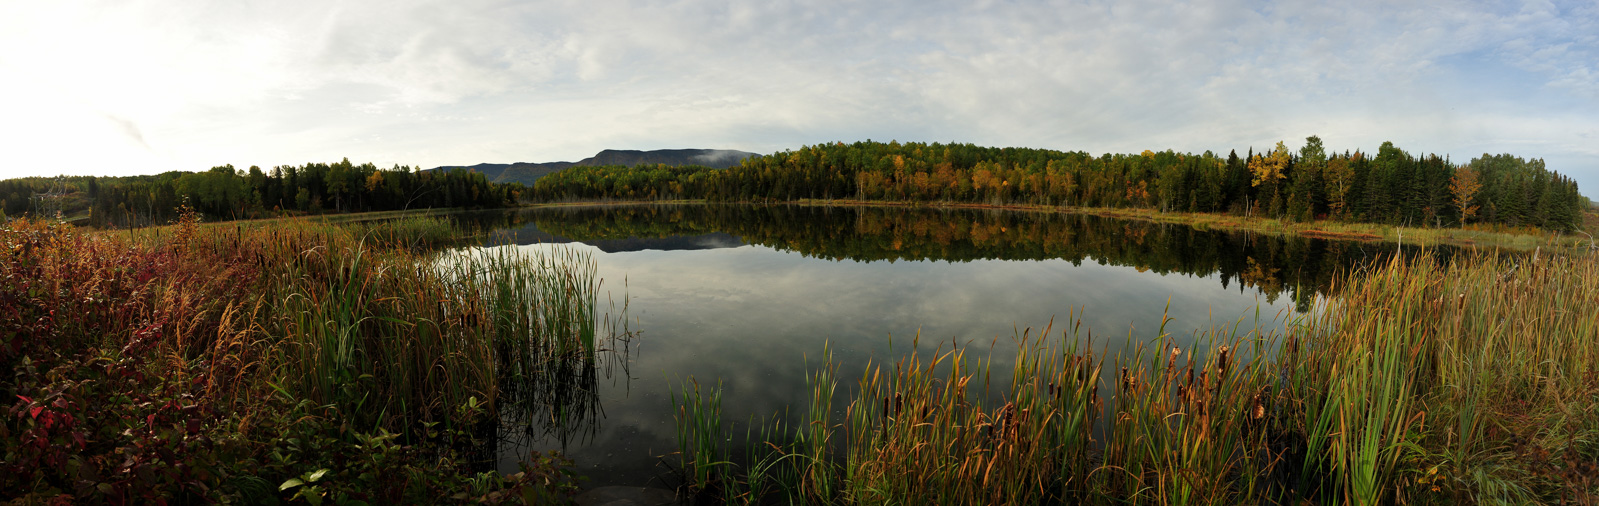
[499,238,1299,487]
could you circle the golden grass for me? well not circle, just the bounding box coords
[673,249,1599,504]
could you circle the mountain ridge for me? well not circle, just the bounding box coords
[433,148,759,186]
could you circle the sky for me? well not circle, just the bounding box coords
[1,0,1596,193]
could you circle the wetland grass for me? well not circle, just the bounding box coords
[670,251,1599,505]
[670,377,733,501]
[348,213,467,248]
[2,212,604,503]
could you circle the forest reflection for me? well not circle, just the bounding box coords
[465,204,1456,311]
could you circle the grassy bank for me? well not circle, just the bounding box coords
[2,210,609,504]
[114,209,480,250]
[671,249,1599,504]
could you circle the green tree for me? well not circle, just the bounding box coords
[1288,136,1327,221]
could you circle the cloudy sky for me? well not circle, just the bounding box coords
[2,0,1596,191]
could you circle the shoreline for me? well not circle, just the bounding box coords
[86,198,1592,253]
[521,198,1597,252]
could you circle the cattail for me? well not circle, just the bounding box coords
[995,403,1016,439]
[1216,345,1232,377]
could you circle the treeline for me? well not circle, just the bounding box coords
[0,178,89,221]
[530,164,721,201]
[532,138,1588,232]
[2,159,520,227]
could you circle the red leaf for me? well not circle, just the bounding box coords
[29,406,43,419]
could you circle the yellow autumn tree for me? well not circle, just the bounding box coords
[365,171,386,192]
[1450,165,1483,224]
[1249,141,1291,187]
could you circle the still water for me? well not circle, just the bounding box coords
[455,204,1420,488]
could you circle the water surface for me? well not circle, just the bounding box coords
[458,204,1429,487]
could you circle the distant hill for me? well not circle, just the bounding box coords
[433,148,759,186]
[439,161,576,186]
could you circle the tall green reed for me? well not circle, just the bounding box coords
[441,245,610,445]
[245,217,613,444]
[669,377,732,499]
[666,249,1599,505]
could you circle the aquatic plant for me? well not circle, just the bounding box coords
[668,249,1599,504]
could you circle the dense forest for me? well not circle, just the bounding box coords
[531,138,1589,232]
[0,159,520,227]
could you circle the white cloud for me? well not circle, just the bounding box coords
[0,0,1595,191]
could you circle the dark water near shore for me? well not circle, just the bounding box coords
[451,204,1446,488]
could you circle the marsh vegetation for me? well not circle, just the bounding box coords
[668,251,1599,504]
[480,204,1596,504]
[5,201,1595,505]
[1,209,624,503]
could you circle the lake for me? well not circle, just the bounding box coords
[451,204,1429,488]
